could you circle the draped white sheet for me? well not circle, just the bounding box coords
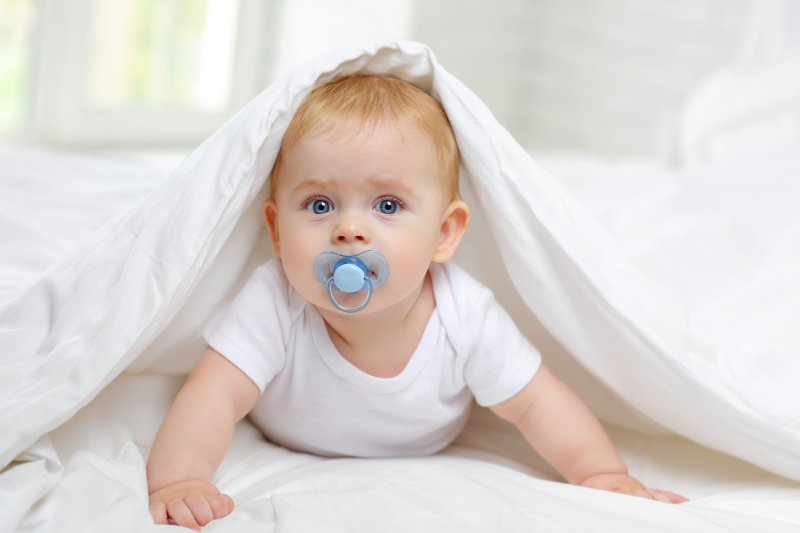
[2,41,799,532]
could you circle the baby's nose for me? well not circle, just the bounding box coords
[333,219,369,244]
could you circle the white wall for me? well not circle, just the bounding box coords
[414,0,746,157]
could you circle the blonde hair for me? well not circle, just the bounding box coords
[268,74,460,199]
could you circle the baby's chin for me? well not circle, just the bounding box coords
[313,294,391,317]
[308,287,414,319]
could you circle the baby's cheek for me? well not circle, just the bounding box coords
[278,245,317,293]
[385,254,432,294]
[285,266,331,310]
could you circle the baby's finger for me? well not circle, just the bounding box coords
[660,491,689,504]
[149,500,168,524]
[615,486,646,498]
[223,494,236,513]
[184,494,215,526]
[630,487,648,499]
[646,489,689,504]
[167,499,200,531]
[209,493,234,519]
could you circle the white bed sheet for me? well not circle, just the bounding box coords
[2,145,800,532]
[21,373,800,532]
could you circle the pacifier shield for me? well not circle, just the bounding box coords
[313,250,390,313]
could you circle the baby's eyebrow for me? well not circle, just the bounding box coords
[291,176,418,198]
[365,176,416,197]
[291,178,334,195]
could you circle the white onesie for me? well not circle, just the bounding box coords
[205,259,541,458]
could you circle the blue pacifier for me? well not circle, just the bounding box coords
[313,250,389,313]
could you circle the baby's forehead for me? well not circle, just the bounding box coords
[271,94,458,200]
[272,126,447,197]
[283,118,439,172]
[293,114,431,146]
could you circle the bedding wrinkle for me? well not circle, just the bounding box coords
[2,40,800,531]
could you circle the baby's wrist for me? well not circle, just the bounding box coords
[148,477,212,496]
[578,471,645,493]
[576,469,630,486]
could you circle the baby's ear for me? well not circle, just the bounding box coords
[432,200,469,263]
[264,200,281,257]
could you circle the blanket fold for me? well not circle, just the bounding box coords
[1,40,797,482]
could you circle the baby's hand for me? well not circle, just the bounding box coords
[580,473,688,504]
[149,479,235,530]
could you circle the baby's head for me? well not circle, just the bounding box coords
[264,74,469,315]
[269,74,460,201]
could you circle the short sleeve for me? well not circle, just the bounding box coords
[431,262,542,407]
[204,259,290,392]
[463,294,542,406]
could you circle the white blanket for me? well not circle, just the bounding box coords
[2,40,799,532]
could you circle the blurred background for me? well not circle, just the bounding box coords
[1,0,798,436]
[3,0,785,166]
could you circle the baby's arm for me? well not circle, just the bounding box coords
[147,346,261,530]
[490,364,687,503]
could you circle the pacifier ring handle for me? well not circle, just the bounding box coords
[314,250,387,313]
[326,277,373,313]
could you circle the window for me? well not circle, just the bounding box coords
[18,0,275,147]
[5,0,416,148]
[86,0,238,113]
[0,0,36,134]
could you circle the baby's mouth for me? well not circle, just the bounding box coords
[313,250,390,313]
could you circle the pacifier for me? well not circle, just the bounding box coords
[313,250,389,313]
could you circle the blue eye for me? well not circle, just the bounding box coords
[307,198,332,214]
[376,198,400,215]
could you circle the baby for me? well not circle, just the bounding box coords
[147,74,686,530]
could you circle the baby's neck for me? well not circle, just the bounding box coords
[318,274,435,377]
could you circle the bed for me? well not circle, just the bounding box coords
[2,41,799,532]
